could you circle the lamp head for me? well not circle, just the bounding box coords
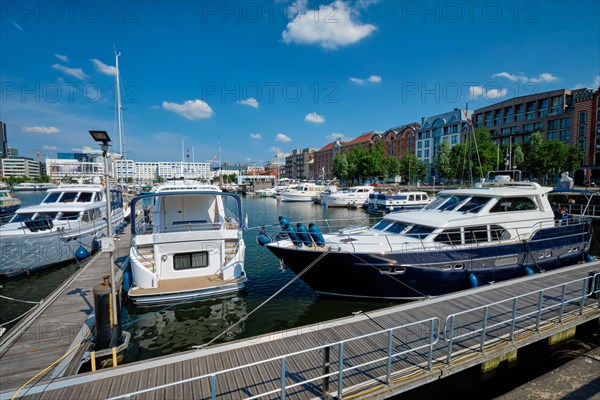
[89,130,111,145]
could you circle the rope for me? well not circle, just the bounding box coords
[0,306,39,328]
[0,295,42,305]
[11,342,84,400]
[194,248,332,350]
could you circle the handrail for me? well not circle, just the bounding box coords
[443,272,600,363]
[106,317,440,400]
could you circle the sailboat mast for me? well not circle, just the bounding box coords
[466,104,472,187]
[218,137,222,186]
[116,52,124,157]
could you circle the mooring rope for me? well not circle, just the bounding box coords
[0,294,42,305]
[194,247,332,350]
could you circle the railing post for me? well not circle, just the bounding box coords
[338,342,345,399]
[536,290,544,331]
[480,306,488,352]
[210,374,217,400]
[281,357,287,400]
[559,284,567,323]
[386,329,393,384]
[580,278,588,315]
[428,320,435,370]
[322,342,331,398]
[509,297,518,341]
[446,316,455,364]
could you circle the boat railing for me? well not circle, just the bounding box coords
[444,272,600,364]
[131,245,156,273]
[106,317,441,400]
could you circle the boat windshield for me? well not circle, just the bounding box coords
[60,192,78,203]
[43,192,61,203]
[77,192,94,202]
[35,212,58,220]
[456,196,490,213]
[372,220,393,231]
[424,194,469,211]
[404,224,435,240]
[57,212,80,221]
[11,213,35,222]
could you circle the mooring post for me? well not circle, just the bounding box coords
[322,341,331,397]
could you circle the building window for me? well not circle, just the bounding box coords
[523,123,533,133]
[579,125,586,137]
[424,149,430,158]
[579,111,587,124]
[451,135,458,144]
[579,139,585,151]
[548,131,558,140]
[559,130,570,142]
[560,117,570,129]
[533,122,543,132]
[548,120,559,130]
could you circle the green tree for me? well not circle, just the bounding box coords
[332,153,349,183]
[369,141,387,180]
[384,156,400,182]
[400,154,427,183]
[564,146,584,173]
[523,132,545,181]
[433,141,452,180]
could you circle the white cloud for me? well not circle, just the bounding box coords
[305,112,325,123]
[150,105,160,109]
[54,54,69,63]
[593,76,600,88]
[350,74,381,85]
[469,85,508,101]
[327,132,346,141]
[162,99,214,120]
[51,63,89,80]
[13,22,23,31]
[72,146,94,152]
[236,98,259,108]
[275,133,292,142]
[43,145,58,151]
[492,71,559,84]
[270,147,290,157]
[91,59,117,76]
[281,0,377,49]
[21,126,61,135]
[250,133,263,139]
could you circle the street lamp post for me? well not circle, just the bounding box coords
[89,130,119,347]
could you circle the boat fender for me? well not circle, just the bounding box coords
[296,223,313,247]
[75,245,89,260]
[586,254,595,262]
[468,273,479,288]
[523,266,535,275]
[308,223,326,247]
[92,238,100,252]
[283,223,303,247]
[279,216,290,228]
[122,267,133,292]
[256,228,272,246]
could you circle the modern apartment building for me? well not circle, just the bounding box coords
[1,157,41,178]
[416,109,471,175]
[284,148,317,180]
[472,89,574,146]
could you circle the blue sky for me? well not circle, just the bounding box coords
[1,0,599,164]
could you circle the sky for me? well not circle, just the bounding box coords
[1,0,599,165]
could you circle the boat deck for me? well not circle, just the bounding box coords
[128,275,246,296]
[2,261,599,399]
[0,230,131,391]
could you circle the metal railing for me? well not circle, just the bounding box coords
[107,317,440,400]
[444,272,600,364]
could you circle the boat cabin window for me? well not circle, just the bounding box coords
[433,228,462,245]
[173,251,209,270]
[490,225,509,240]
[11,213,35,222]
[372,220,393,231]
[463,226,490,244]
[35,212,58,220]
[457,196,490,213]
[423,195,449,210]
[60,192,78,203]
[77,192,94,202]
[438,195,469,211]
[404,224,435,240]
[490,197,537,213]
[82,208,102,222]
[43,192,61,203]
[0,192,7,198]
[58,211,80,221]
[386,221,411,234]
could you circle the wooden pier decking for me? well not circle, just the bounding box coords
[0,230,131,392]
[1,260,598,400]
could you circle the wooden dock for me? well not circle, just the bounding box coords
[1,260,598,399]
[0,230,131,392]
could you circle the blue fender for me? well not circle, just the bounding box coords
[75,245,89,260]
[296,223,313,247]
[308,223,325,247]
[468,273,479,288]
[283,223,302,247]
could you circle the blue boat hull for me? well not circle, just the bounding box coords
[266,223,592,299]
